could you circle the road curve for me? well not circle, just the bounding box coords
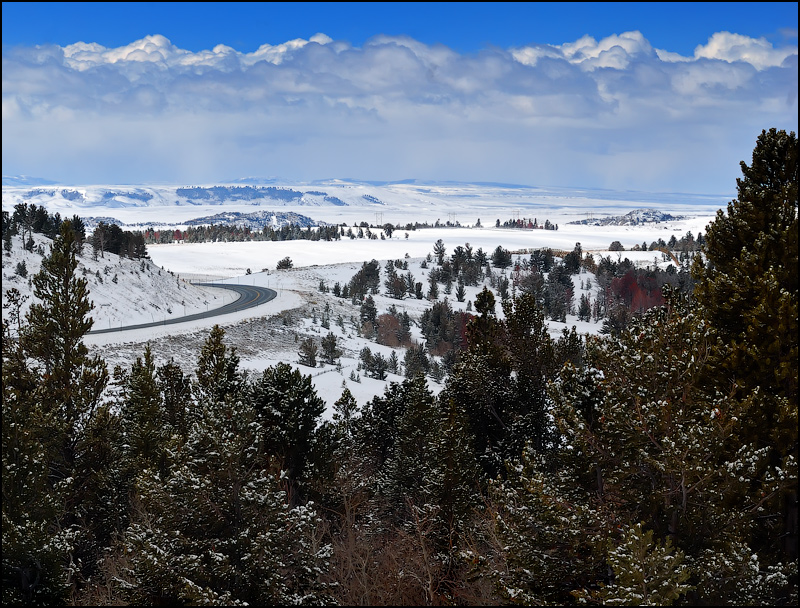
[88,283,277,335]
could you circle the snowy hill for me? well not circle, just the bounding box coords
[567,208,685,226]
[183,210,322,229]
[1,232,224,332]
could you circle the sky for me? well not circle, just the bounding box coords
[2,2,797,193]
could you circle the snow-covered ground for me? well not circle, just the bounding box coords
[2,180,722,416]
[1,232,224,330]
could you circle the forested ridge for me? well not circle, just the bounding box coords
[3,129,797,605]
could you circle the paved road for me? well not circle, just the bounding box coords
[88,283,277,334]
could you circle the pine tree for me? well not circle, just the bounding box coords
[455,278,466,302]
[321,331,342,365]
[157,358,193,441]
[442,293,559,477]
[578,292,592,321]
[360,294,377,325]
[474,286,495,317]
[298,337,318,367]
[578,523,693,606]
[195,324,243,404]
[122,344,170,474]
[433,238,446,265]
[427,274,439,301]
[4,220,110,601]
[23,222,108,464]
[249,362,326,497]
[375,378,481,601]
[333,387,359,436]
[494,289,797,604]
[121,379,331,605]
[693,128,798,562]
[693,128,797,432]
[2,314,74,604]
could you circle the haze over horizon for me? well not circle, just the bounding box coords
[2,2,797,196]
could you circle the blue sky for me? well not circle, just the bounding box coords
[3,2,797,55]
[2,2,797,192]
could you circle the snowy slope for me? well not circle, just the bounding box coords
[1,232,224,331]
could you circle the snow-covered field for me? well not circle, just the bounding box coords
[2,180,723,415]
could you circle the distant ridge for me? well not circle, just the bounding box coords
[184,210,322,229]
[568,208,685,226]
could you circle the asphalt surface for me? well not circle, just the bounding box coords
[88,283,277,334]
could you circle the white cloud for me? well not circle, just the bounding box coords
[693,31,796,70]
[2,31,797,192]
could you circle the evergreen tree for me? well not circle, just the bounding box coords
[490,245,512,269]
[333,387,358,436]
[299,337,318,367]
[433,239,446,265]
[250,362,326,496]
[427,274,439,301]
[4,220,110,601]
[443,293,559,477]
[121,379,330,604]
[2,314,73,604]
[122,344,170,474]
[455,278,466,302]
[693,129,797,433]
[489,289,796,604]
[582,523,693,605]
[157,358,193,441]
[360,294,378,325]
[474,286,496,317]
[194,325,243,405]
[23,221,108,461]
[321,331,342,365]
[375,378,481,601]
[578,292,592,321]
[693,128,798,560]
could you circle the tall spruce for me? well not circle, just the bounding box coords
[2,312,72,603]
[122,344,170,474]
[693,128,798,561]
[194,324,243,404]
[23,220,108,477]
[249,362,326,500]
[3,220,110,602]
[693,128,797,428]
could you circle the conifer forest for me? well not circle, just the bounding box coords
[2,129,798,605]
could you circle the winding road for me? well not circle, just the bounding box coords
[88,283,277,334]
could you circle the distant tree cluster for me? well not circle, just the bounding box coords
[611,231,706,254]
[496,216,558,229]
[142,223,342,245]
[4,203,87,253]
[91,221,148,260]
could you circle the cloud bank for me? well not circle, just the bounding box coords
[2,30,797,192]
